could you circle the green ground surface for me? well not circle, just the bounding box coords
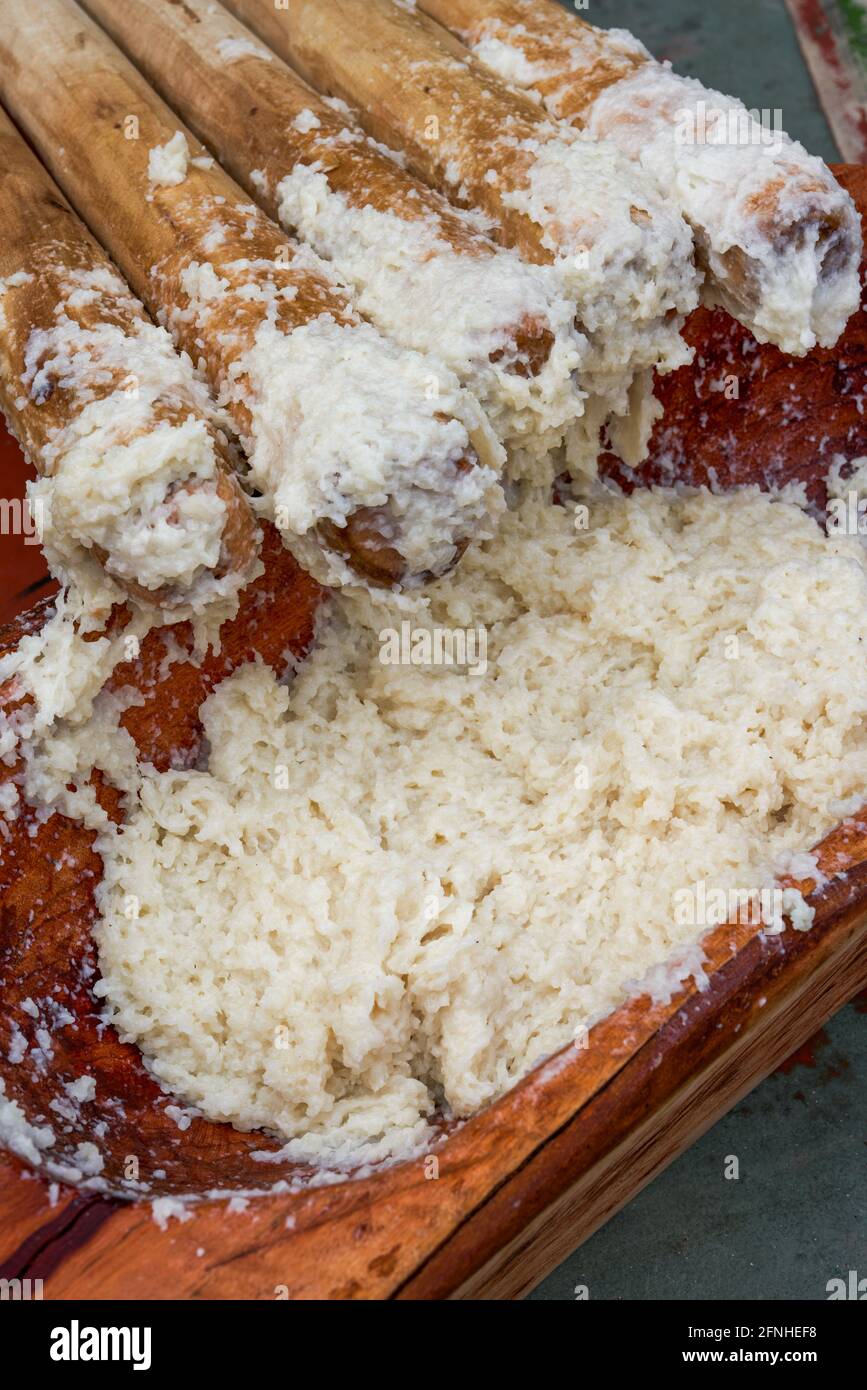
[577,0,840,161]
[532,998,866,1300]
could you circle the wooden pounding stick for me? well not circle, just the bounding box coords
[223,0,700,464]
[419,0,654,123]
[0,0,495,592]
[0,107,257,610]
[228,0,584,262]
[417,0,863,355]
[79,0,597,457]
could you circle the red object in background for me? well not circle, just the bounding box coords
[0,415,54,626]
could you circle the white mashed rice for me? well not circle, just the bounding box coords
[47,484,867,1168]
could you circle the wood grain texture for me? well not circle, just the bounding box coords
[0,0,460,587]
[225,0,564,264]
[82,0,495,259]
[0,0,357,435]
[0,165,865,1302]
[77,0,555,376]
[418,0,649,124]
[0,106,258,604]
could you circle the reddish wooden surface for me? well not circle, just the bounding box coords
[601,163,867,507]
[1,815,864,1300]
[0,525,325,1196]
[0,165,865,1300]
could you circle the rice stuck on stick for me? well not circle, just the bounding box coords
[417,0,863,355]
[80,0,588,467]
[224,0,701,469]
[0,106,258,610]
[0,0,504,592]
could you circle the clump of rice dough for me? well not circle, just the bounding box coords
[89,487,867,1166]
